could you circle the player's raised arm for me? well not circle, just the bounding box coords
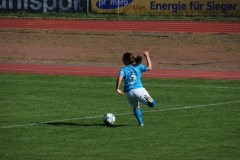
[143,51,152,71]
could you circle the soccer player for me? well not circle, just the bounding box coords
[116,51,156,126]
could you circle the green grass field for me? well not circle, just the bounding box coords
[0,73,240,159]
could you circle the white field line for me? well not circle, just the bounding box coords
[0,79,239,90]
[1,100,239,129]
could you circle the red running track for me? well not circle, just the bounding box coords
[0,63,240,80]
[0,18,240,80]
[1,18,240,34]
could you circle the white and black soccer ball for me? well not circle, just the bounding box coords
[103,113,115,125]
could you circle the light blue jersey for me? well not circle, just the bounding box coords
[119,64,148,92]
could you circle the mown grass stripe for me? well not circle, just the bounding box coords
[1,100,239,129]
[0,79,239,89]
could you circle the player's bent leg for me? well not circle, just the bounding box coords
[144,95,156,108]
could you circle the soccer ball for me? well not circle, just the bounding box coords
[103,113,115,125]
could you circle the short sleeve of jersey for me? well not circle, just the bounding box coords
[140,64,148,72]
[119,68,125,77]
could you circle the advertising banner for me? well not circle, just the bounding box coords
[0,0,88,13]
[91,0,240,15]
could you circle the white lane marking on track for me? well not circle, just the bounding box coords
[1,68,240,78]
[0,68,117,73]
[144,72,240,78]
[1,100,239,129]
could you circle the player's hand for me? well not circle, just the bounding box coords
[143,51,149,57]
[116,89,124,95]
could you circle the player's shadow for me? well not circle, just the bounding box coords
[42,122,128,127]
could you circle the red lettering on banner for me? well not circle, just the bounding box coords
[126,5,145,9]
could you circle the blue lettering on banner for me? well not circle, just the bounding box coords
[150,1,238,13]
[206,2,238,13]
[96,0,133,9]
[150,1,187,12]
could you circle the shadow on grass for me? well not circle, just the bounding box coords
[41,122,129,127]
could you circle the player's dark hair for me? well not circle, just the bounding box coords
[123,52,142,65]
[135,54,142,64]
[123,52,135,64]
